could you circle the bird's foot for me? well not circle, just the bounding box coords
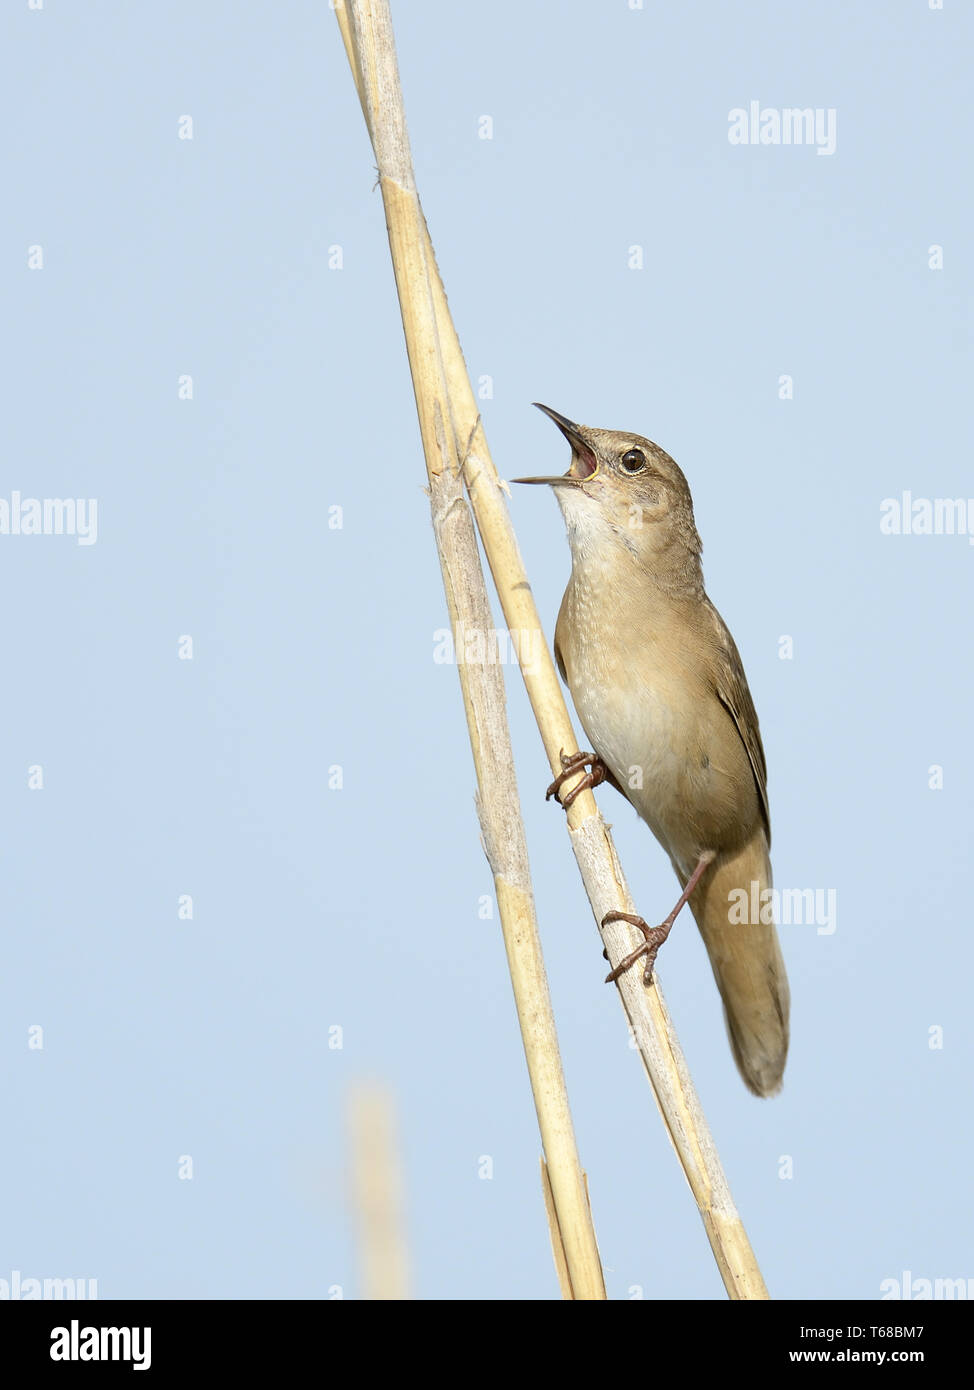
[546,749,606,808]
[601,852,716,987]
[601,911,673,986]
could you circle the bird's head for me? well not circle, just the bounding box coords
[514,404,702,581]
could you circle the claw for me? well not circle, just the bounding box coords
[545,750,607,808]
[600,850,716,987]
[601,912,669,985]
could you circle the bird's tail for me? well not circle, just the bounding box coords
[687,830,790,1097]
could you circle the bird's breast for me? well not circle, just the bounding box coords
[557,580,756,865]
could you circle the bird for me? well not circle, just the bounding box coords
[514,404,789,1096]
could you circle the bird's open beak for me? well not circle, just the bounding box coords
[512,403,600,486]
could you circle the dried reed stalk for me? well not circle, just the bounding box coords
[348,1083,411,1300]
[336,0,768,1300]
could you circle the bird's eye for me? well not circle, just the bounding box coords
[621,448,646,473]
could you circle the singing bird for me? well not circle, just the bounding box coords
[514,404,789,1096]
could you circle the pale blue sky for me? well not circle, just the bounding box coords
[2,0,971,1300]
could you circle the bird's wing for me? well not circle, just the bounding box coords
[704,598,771,847]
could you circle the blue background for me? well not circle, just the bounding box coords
[2,0,970,1300]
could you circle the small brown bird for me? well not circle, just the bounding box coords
[514,404,789,1096]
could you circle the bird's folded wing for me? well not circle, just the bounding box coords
[705,598,771,847]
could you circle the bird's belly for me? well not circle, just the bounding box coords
[568,659,752,868]
[573,674,684,802]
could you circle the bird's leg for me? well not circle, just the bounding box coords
[602,850,717,986]
[545,749,607,809]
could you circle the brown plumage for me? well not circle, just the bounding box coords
[515,405,789,1096]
